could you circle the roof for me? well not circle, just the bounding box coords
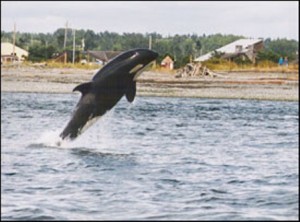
[1,42,28,57]
[87,51,122,62]
[195,38,263,62]
[161,55,174,64]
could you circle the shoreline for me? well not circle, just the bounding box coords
[1,66,298,101]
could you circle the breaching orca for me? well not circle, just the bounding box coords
[59,48,158,140]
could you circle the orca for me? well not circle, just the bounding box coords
[59,48,158,140]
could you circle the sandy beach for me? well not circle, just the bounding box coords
[1,66,298,101]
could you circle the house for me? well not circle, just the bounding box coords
[1,42,29,63]
[194,39,264,63]
[52,50,81,63]
[161,55,174,70]
[85,50,122,64]
[1,55,18,64]
[52,51,68,63]
[51,50,122,64]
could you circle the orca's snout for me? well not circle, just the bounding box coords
[133,48,158,61]
[151,51,159,59]
[144,49,159,59]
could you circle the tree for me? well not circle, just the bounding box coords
[266,38,298,61]
[84,29,97,50]
[28,43,56,62]
[256,49,280,63]
[2,30,297,67]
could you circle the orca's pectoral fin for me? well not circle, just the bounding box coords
[73,82,92,95]
[125,80,136,103]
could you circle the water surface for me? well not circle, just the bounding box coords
[1,92,298,220]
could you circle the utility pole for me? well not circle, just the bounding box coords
[63,21,68,49]
[81,38,85,51]
[12,22,16,62]
[148,35,156,68]
[149,35,152,50]
[64,21,68,64]
[72,29,76,64]
[80,38,85,63]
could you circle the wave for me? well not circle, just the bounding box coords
[27,129,70,149]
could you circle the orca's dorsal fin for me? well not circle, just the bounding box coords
[73,82,92,95]
[125,81,136,103]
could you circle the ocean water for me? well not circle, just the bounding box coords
[1,92,298,220]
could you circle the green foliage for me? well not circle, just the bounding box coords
[256,49,280,63]
[266,38,298,60]
[199,33,243,54]
[28,43,56,62]
[1,29,298,68]
[257,38,298,63]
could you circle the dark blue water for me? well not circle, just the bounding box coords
[1,92,299,220]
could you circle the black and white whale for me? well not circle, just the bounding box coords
[59,48,158,140]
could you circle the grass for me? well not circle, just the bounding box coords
[203,60,299,73]
[152,67,177,74]
[16,61,102,70]
[4,60,298,74]
[46,62,102,70]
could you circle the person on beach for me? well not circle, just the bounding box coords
[278,56,284,66]
[283,56,288,66]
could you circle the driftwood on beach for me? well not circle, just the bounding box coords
[175,62,226,78]
[1,66,298,101]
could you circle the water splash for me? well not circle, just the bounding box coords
[30,110,115,150]
[33,129,71,148]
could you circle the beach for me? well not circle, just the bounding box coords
[1,66,298,101]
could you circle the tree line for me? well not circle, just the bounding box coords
[1,29,298,68]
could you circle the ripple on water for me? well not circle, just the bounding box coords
[1,93,298,220]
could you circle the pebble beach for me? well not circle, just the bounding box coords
[1,66,298,101]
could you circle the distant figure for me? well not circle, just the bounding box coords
[283,56,288,67]
[278,56,284,66]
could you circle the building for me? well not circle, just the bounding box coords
[194,38,264,63]
[52,50,81,63]
[85,50,122,64]
[51,50,122,64]
[1,42,28,63]
[161,55,174,70]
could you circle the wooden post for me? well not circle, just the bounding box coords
[149,35,152,50]
[64,51,67,64]
[72,29,76,64]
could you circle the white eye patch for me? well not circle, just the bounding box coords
[129,52,138,59]
[129,64,144,74]
[133,61,154,80]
